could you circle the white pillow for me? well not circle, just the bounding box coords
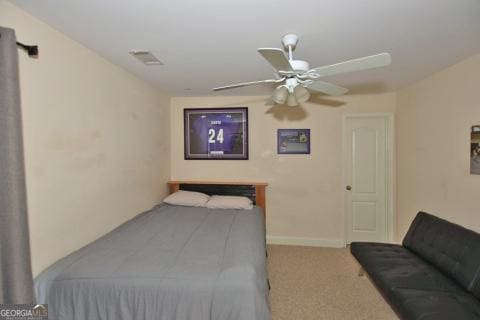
[163,190,210,207]
[206,195,253,210]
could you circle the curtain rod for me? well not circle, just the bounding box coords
[0,32,38,57]
[16,41,38,57]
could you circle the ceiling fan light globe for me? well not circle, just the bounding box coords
[272,86,288,104]
[286,94,299,107]
[294,85,311,103]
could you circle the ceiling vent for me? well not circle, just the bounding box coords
[129,50,163,65]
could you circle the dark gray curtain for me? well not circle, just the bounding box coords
[0,26,35,304]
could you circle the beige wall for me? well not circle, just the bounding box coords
[171,94,396,245]
[0,1,171,275]
[396,54,480,240]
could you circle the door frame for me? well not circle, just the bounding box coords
[342,113,395,245]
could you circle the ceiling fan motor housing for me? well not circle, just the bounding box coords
[289,60,310,72]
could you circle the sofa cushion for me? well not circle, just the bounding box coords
[351,242,461,295]
[390,288,480,320]
[402,212,480,298]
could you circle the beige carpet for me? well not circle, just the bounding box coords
[267,245,398,320]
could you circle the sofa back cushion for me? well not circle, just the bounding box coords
[403,212,480,298]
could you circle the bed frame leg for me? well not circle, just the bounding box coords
[358,267,365,277]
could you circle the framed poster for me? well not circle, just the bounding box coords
[471,125,480,174]
[277,129,310,154]
[184,107,248,160]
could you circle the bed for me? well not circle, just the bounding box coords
[34,181,270,320]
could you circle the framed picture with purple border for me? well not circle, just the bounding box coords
[184,107,248,160]
[277,129,311,154]
[471,125,480,174]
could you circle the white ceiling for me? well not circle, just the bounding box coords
[10,0,480,96]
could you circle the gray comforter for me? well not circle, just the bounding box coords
[34,204,270,320]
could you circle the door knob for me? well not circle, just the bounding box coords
[346,185,352,191]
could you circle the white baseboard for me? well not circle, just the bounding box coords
[266,236,346,248]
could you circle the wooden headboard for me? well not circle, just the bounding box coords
[167,181,268,214]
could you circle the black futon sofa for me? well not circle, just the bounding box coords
[351,212,480,320]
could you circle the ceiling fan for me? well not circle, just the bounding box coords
[212,34,391,106]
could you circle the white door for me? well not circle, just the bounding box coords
[345,115,390,243]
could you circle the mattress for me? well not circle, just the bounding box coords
[34,203,270,320]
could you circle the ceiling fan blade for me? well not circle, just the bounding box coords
[307,80,349,96]
[257,48,293,72]
[312,53,391,77]
[212,79,278,91]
